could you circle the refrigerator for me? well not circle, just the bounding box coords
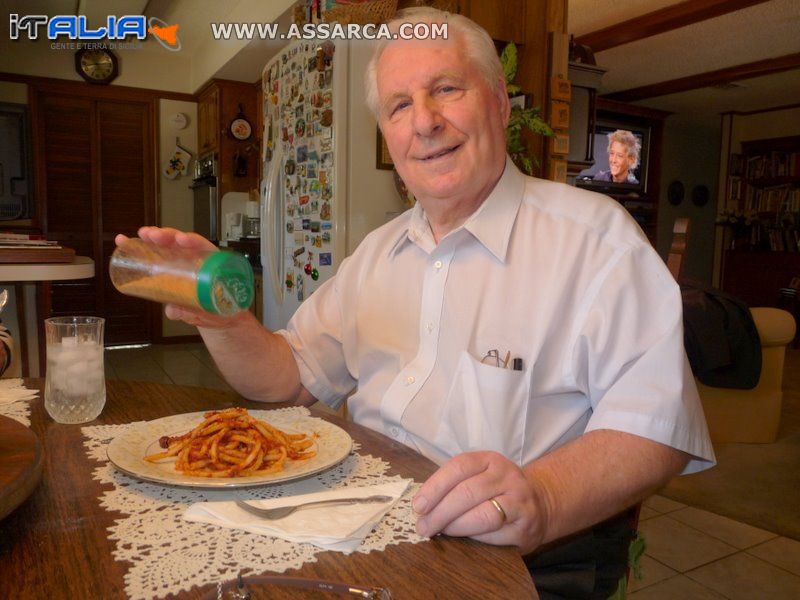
[260,39,401,331]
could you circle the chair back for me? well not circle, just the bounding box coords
[667,217,690,281]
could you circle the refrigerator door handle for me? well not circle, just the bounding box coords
[262,144,284,306]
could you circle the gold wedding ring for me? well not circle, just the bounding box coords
[489,498,507,524]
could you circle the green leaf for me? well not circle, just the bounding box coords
[500,42,518,84]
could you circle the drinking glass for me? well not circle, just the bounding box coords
[44,316,106,424]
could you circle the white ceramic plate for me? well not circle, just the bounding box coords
[106,410,353,488]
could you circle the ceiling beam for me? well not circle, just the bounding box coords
[574,0,772,54]
[601,53,800,102]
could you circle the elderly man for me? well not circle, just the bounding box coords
[120,7,714,598]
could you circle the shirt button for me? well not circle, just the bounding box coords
[434,260,443,270]
[406,375,415,385]
[390,427,400,437]
[426,322,434,332]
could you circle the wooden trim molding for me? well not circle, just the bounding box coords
[574,0,771,53]
[596,97,671,120]
[602,53,800,103]
[0,71,195,102]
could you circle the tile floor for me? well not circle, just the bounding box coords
[630,496,800,599]
[107,343,800,599]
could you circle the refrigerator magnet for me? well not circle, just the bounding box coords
[307,164,317,178]
[321,221,332,230]
[314,236,322,248]
[302,218,310,229]
[297,146,307,162]
[295,118,305,137]
[286,221,294,233]
[320,253,332,266]
[294,231,304,245]
[299,195,310,206]
[320,202,331,220]
[318,170,327,185]
[321,109,333,127]
[322,232,331,244]
[284,159,296,175]
[310,221,320,233]
[311,200,319,213]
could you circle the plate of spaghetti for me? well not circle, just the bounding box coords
[107,408,353,488]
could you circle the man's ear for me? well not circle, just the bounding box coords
[495,78,511,127]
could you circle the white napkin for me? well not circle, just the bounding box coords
[0,378,39,405]
[184,479,410,553]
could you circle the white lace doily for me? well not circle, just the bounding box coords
[83,407,425,600]
[0,378,35,426]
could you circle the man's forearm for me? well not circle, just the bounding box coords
[197,310,307,403]
[524,429,689,546]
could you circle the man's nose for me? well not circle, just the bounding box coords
[412,97,443,136]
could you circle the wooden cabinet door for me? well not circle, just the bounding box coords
[97,100,155,344]
[457,0,526,44]
[35,94,99,315]
[34,91,156,345]
[198,85,219,154]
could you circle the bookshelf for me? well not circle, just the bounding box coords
[722,135,800,307]
[724,135,800,252]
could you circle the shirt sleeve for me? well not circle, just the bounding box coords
[572,243,716,474]
[276,260,357,411]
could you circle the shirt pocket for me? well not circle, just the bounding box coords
[433,350,531,465]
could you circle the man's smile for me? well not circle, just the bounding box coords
[417,144,462,161]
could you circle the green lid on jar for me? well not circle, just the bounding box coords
[196,250,255,315]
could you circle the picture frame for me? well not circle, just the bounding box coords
[549,132,570,156]
[550,77,572,102]
[548,158,568,183]
[550,101,570,130]
[509,93,533,111]
[376,127,393,170]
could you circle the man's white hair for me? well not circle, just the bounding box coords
[364,7,504,118]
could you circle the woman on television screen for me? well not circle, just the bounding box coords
[594,129,641,184]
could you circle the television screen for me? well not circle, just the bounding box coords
[576,122,650,194]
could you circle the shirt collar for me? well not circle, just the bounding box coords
[388,157,526,261]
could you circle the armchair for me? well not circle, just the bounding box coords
[665,217,797,443]
[696,307,796,443]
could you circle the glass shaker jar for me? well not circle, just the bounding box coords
[109,238,254,315]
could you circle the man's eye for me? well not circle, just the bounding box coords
[438,85,456,94]
[392,101,410,114]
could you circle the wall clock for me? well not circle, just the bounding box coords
[75,48,119,85]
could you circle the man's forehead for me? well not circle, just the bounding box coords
[376,39,470,90]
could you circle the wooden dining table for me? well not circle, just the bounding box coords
[0,379,538,599]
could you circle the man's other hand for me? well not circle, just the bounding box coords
[412,451,550,554]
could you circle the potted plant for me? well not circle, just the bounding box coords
[501,42,553,175]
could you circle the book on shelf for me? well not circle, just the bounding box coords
[0,239,60,247]
[744,151,800,180]
[729,153,744,177]
[0,232,47,241]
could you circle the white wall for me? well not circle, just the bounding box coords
[158,98,200,338]
[657,114,722,284]
[0,82,27,104]
[345,41,405,254]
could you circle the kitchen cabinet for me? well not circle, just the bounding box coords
[195,79,259,203]
[197,85,219,154]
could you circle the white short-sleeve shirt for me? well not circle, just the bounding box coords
[279,159,715,474]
